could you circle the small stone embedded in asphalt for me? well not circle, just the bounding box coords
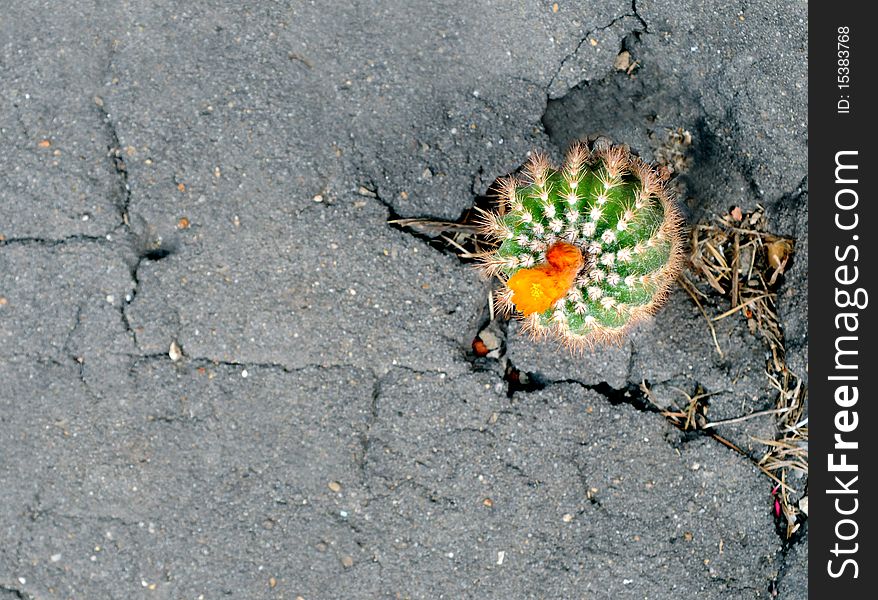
[479,331,498,350]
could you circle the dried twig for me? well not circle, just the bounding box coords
[710,294,775,321]
[703,407,791,429]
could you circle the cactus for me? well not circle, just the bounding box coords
[477,140,685,350]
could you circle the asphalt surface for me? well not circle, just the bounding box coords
[1,1,807,598]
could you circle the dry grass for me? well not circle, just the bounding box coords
[683,204,806,538]
[688,206,791,366]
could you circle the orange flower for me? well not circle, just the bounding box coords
[507,242,583,315]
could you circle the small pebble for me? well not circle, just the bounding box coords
[562,513,574,523]
[341,555,354,568]
[169,341,182,362]
[478,329,501,351]
[328,481,342,493]
[241,369,249,378]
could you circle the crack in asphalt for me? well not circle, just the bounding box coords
[631,0,649,33]
[120,256,143,347]
[94,56,158,355]
[58,303,101,401]
[545,10,646,96]
[0,585,33,600]
[95,98,132,230]
[357,373,384,481]
[0,234,110,247]
[769,530,807,598]
[92,95,150,352]
[128,350,367,377]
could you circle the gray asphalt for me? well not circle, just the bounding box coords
[1,1,807,598]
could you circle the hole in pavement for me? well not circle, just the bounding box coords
[591,381,656,412]
[132,226,178,263]
[504,362,546,397]
[141,247,173,261]
[541,63,702,159]
[540,53,757,223]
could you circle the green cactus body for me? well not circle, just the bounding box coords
[478,141,684,349]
